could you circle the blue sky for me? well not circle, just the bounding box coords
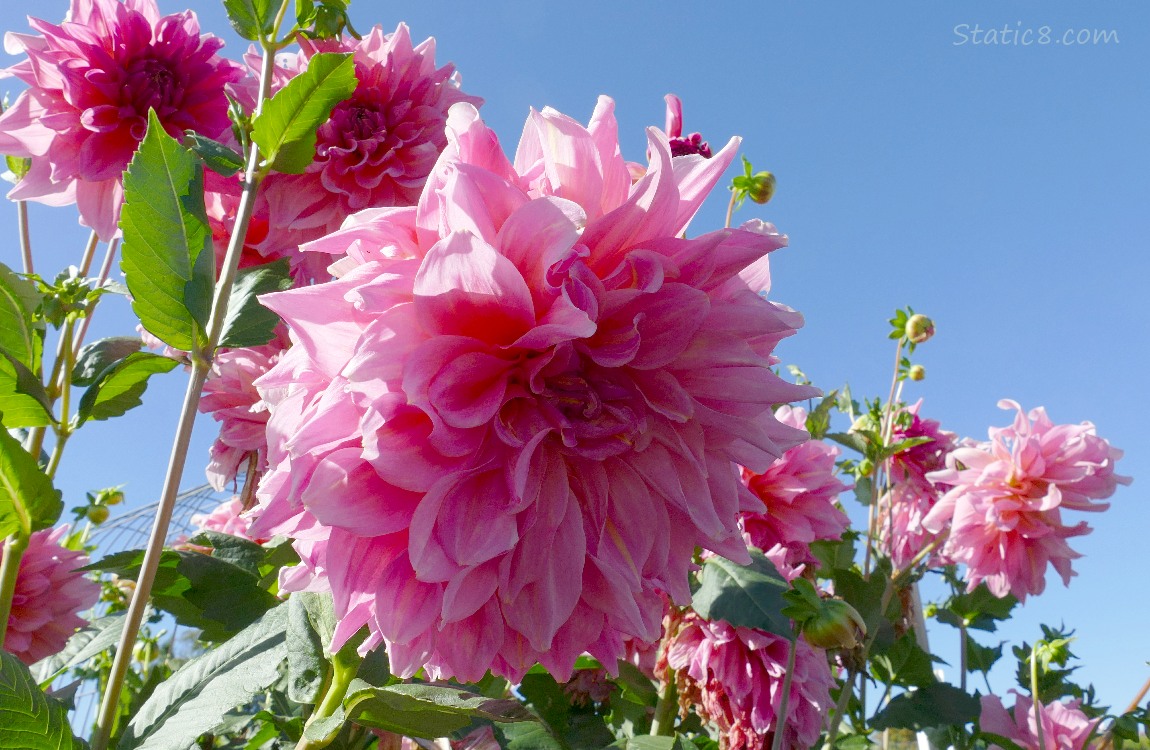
[1,0,1146,712]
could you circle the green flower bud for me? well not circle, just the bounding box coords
[905,314,934,344]
[908,364,926,381]
[101,489,124,506]
[87,505,110,524]
[747,171,776,204]
[858,458,874,477]
[800,599,867,650]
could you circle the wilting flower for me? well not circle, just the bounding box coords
[876,400,955,568]
[666,612,834,750]
[251,97,813,682]
[3,526,99,665]
[199,340,284,490]
[0,0,242,239]
[923,400,1129,601]
[741,405,850,580]
[980,693,1099,750]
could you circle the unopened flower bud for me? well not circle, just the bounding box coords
[800,599,867,650]
[858,458,874,477]
[905,314,934,344]
[908,364,926,381]
[87,505,110,524]
[102,490,124,506]
[747,171,776,204]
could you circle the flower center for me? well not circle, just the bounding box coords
[126,58,181,113]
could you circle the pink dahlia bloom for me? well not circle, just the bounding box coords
[4,526,99,665]
[199,340,284,490]
[876,400,956,568]
[923,400,1130,601]
[250,97,814,681]
[191,496,265,542]
[741,405,850,580]
[0,0,243,239]
[980,693,1099,750]
[666,613,834,750]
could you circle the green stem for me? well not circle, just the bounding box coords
[72,238,120,360]
[724,190,737,228]
[650,666,679,736]
[17,201,32,275]
[823,666,857,749]
[1031,645,1049,750]
[959,621,968,693]
[866,338,905,578]
[90,9,289,746]
[296,647,362,750]
[770,639,799,750]
[0,532,30,647]
[77,230,100,277]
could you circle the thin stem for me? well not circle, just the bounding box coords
[72,238,121,360]
[651,666,679,736]
[0,532,30,647]
[90,10,287,747]
[724,191,737,228]
[17,201,32,275]
[866,338,906,578]
[770,639,798,750]
[959,621,968,693]
[823,666,857,749]
[45,317,76,480]
[1031,645,1049,750]
[77,230,100,277]
[295,647,362,750]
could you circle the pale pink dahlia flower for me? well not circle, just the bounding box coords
[250,97,814,681]
[3,526,99,665]
[0,0,242,239]
[876,400,956,568]
[923,400,1129,601]
[980,693,1099,750]
[199,340,284,490]
[740,405,850,580]
[191,496,265,542]
[667,613,834,750]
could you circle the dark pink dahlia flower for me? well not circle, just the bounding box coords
[250,97,814,682]
[923,400,1129,600]
[3,526,99,665]
[0,0,243,239]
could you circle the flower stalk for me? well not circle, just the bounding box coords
[770,638,799,750]
[650,666,679,736]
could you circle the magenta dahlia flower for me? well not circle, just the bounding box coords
[3,526,99,665]
[923,400,1129,600]
[666,612,834,750]
[0,0,243,239]
[980,693,1099,750]
[740,405,850,580]
[249,97,813,681]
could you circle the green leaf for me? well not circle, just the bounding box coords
[494,722,564,750]
[343,680,536,739]
[0,261,43,368]
[187,530,266,577]
[221,0,277,40]
[117,604,288,750]
[33,613,125,682]
[120,109,214,353]
[691,550,795,639]
[826,431,868,455]
[0,651,87,749]
[870,683,981,730]
[71,337,144,387]
[0,424,61,536]
[870,634,939,688]
[218,259,293,348]
[965,636,1004,675]
[608,737,693,750]
[252,53,357,174]
[83,548,279,641]
[184,132,246,177]
[832,563,899,636]
[286,592,330,704]
[805,390,838,439]
[76,351,179,425]
[0,349,54,427]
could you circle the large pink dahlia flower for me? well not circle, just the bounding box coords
[250,97,814,682]
[3,526,99,665]
[666,612,834,750]
[980,693,1099,750]
[0,0,243,239]
[740,405,850,580]
[923,400,1129,601]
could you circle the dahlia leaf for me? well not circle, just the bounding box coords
[0,261,43,369]
[117,604,288,750]
[964,635,1004,675]
[0,652,86,750]
[285,592,333,704]
[83,547,279,641]
[0,349,54,428]
[120,110,214,353]
[518,670,618,749]
[608,737,694,750]
[493,723,564,750]
[218,259,293,348]
[691,550,796,639]
[221,0,277,41]
[0,423,61,536]
[870,682,980,730]
[343,680,537,739]
[184,132,245,177]
[870,633,939,688]
[76,351,179,425]
[71,337,144,387]
[252,52,357,174]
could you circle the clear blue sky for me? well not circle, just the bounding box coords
[1,0,1146,712]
